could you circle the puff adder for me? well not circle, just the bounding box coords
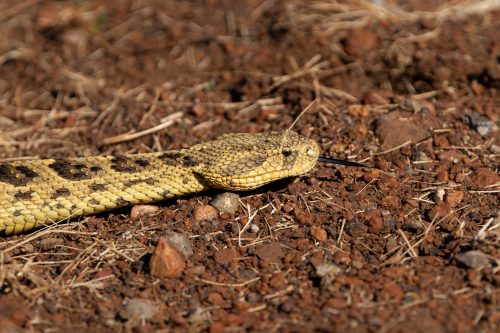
[0,130,366,235]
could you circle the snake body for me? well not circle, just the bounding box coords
[0,131,320,235]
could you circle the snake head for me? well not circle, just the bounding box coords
[189,131,320,191]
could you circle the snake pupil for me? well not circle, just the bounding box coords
[282,147,292,157]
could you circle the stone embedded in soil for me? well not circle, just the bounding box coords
[346,220,368,237]
[310,226,327,241]
[456,250,490,269]
[316,263,342,278]
[164,232,193,259]
[362,169,380,183]
[149,237,186,278]
[193,205,218,221]
[427,202,450,220]
[364,209,383,233]
[214,247,237,265]
[254,242,283,263]
[375,111,433,149]
[343,29,377,58]
[210,192,239,214]
[470,167,500,188]
[119,298,159,321]
[207,292,225,306]
[380,196,400,210]
[378,174,400,192]
[445,191,464,208]
[294,209,314,225]
[130,204,160,220]
[465,112,497,137]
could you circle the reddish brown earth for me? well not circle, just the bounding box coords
[0,1,499,332]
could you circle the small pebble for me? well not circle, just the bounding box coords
[315,263,342,278]
[119,298,159,321]
[193,205,218,221]
[149,237,186,278]
[445,191,464,208]
[214,247,237,265]
[310,226,327,241]
[164,232,193,259]
[130,205,160,220]
[249,224,260,233]
[456,250,490,269]
[465,112,497,137]
[210,192,239,214]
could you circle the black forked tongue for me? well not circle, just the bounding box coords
[318,157,372,168]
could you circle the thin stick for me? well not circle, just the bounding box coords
[289,99,317,130]
[196,277,260,287]
[102,112,183,145]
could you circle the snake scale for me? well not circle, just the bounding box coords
[0,131,365,235]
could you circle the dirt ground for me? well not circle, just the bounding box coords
[0,0,499,332]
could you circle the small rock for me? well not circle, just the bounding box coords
[39,237,64,251]
[375,111,431,150]
[436,171,449,182]
[214,248,237,265]
[254,242,283,263]
[207,292,225,306]
[315,263,342,278]
[363,169,380,183]
[130,205,160,220]
[402,220,422,233]
[249,224,260,233]
[210,192,239,214]
[295,210,314,225]
[456,250,490,269]
[346,220,368,237]
[445,191,464,208]
[470,168,500,188]
[164,232,193,259]
[119,298,159,321]
[310,226,327,241]
[378,174,399,192]
[435,187,446,201]
[364,209,383,233]
[193,205,217,221]
[287,181,308,195]
[380,196,400,210]
[150,237,185,278]
[344,29,377,58]
[465,112,497,137]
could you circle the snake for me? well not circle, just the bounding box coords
[0,130,366,235]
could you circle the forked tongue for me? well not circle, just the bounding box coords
[317,157,372,168]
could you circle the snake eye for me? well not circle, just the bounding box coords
[282,147,292,157]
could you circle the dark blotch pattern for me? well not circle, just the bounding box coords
[89,183,107,191]
[14,190,34,200]
[13,210,22,217]
[110,155,138,173]
[158,152,182,166]
[0,163,39,186]
[90,166,102,172]
[124,177,155,187]
[134,159,150,167]
[49,159,94,181]
[116,197,129,206]
[52,187,72,199]
[182,155,199,167]
[89,198,100,205]
[220,155,267,176]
